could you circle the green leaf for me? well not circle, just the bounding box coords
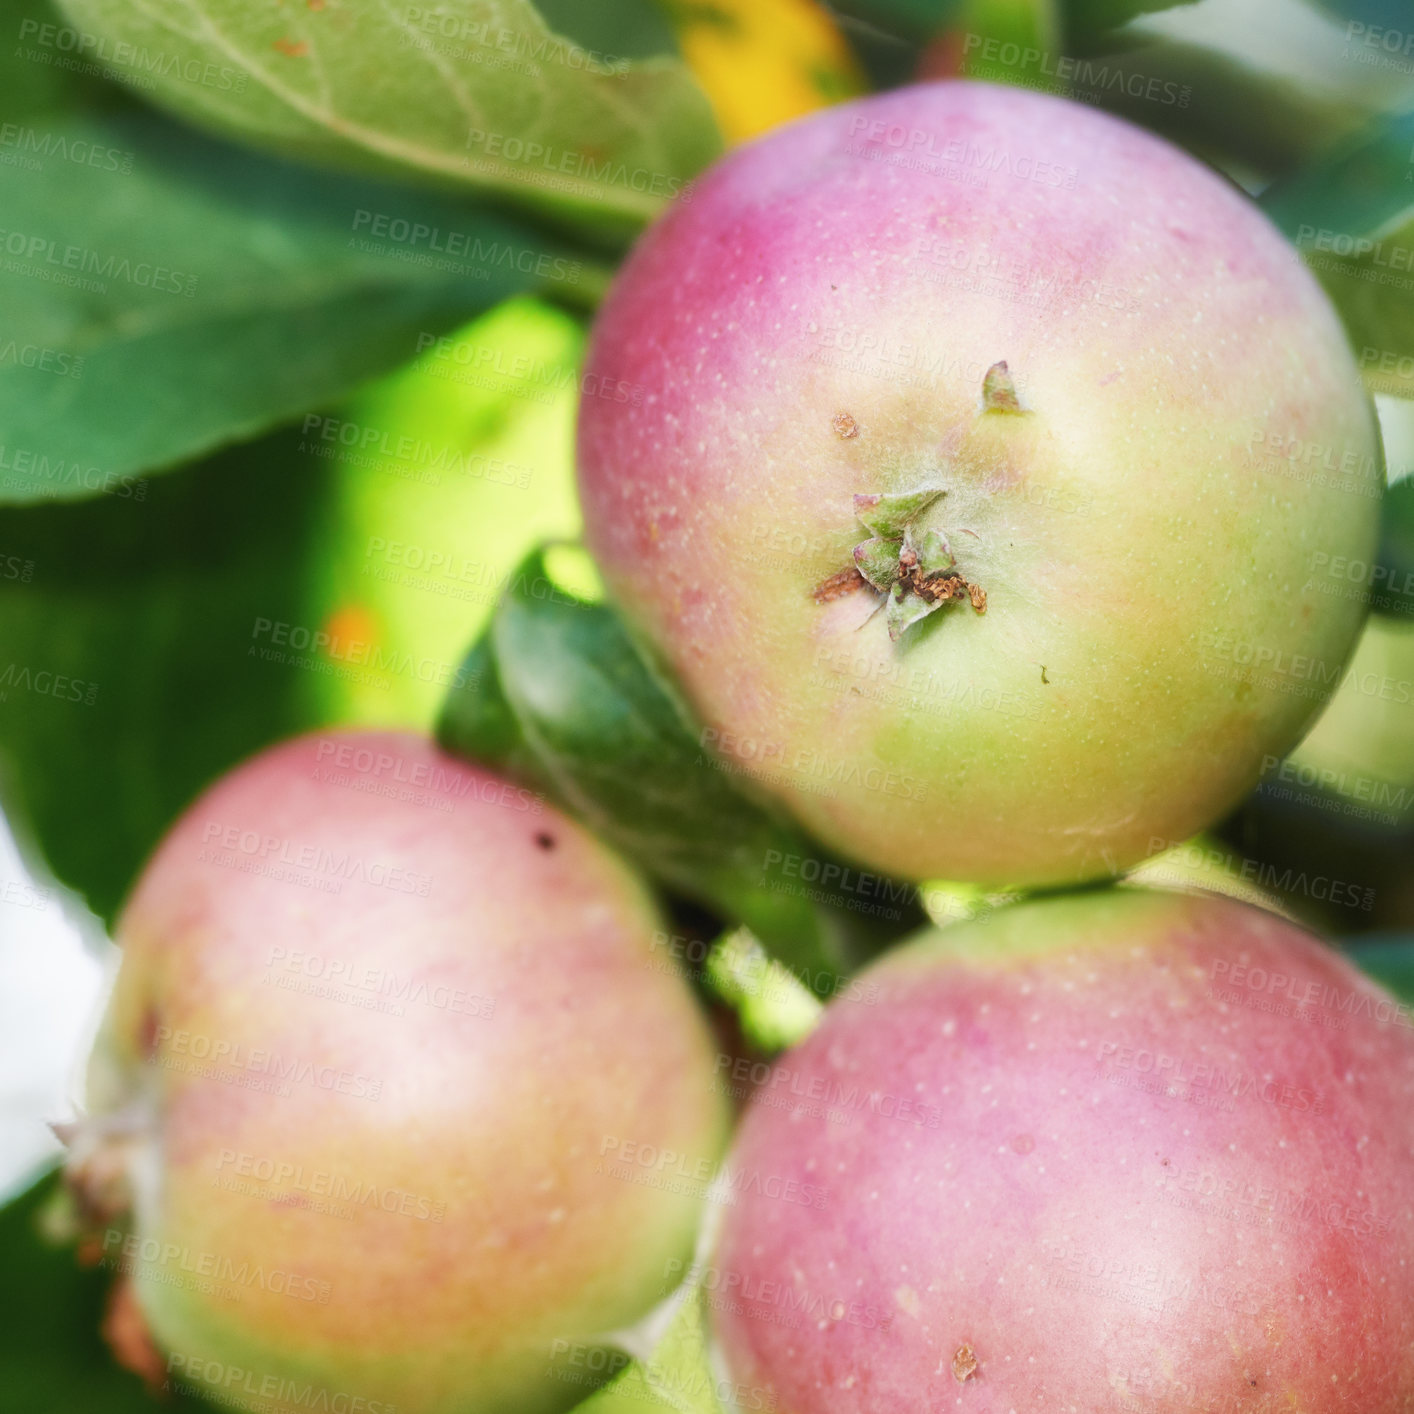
[823,0,960,46]
[52,0,721,240]
[1347,938,1414,1004]
[886,580,944,639]
[0,1169,204,1412]
[852,535,902,591]
[704,927,825,1051]
[1260,109,1414,247]
[571,1286,726,1414]
[912,527,956,577]
[535,0,679,60]
[1260,111,1414,400]
[0,108,584,502]
[1062,0,1199,42]
[0,424,335,924]
[1310,0,1413,30]
[1376,477,1414,619]
[852,486,945,538]
[438,547,920,990]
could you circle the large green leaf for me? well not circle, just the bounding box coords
[0,1170,203,1412]
[1261,111,1414,400]
[438,548,922,991]
[0,424,336,924]
[0,108,585,502]
[52,0,720,240]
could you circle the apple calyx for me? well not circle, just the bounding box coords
[811,485,986,638]
[981,360,1023,413]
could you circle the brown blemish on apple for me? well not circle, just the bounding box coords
[832,411,860,439]
[952,1343,979,1382]
[274,37,309,56]
[810,566,868,603]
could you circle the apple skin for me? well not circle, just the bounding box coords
[577,81,1381,888]
[709,888,1414,1412]
[81,731,730,1414]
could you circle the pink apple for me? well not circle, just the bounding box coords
[577,82,1381,888]
[709,887,1414,1410]
[71,731,730,1414]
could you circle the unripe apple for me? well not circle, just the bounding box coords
[577,81,1381,888]
[709,888,1414,1411]
[71,732,730,1414]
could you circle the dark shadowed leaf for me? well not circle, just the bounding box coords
[438,548,922,991]
[0,425,335,923]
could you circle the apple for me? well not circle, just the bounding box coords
[577,81,1382,888]
[707,887,1414,1411]
[67,731,730,1414]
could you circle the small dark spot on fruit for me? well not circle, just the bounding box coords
[1010,1133,1034,1155]
[952,1344,979,1382]
[535,833,556,851]
[1161,1158,1170,1166]
[832,411,859,439]
[1040,665,1049,684]
[138,1007,160,1059]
